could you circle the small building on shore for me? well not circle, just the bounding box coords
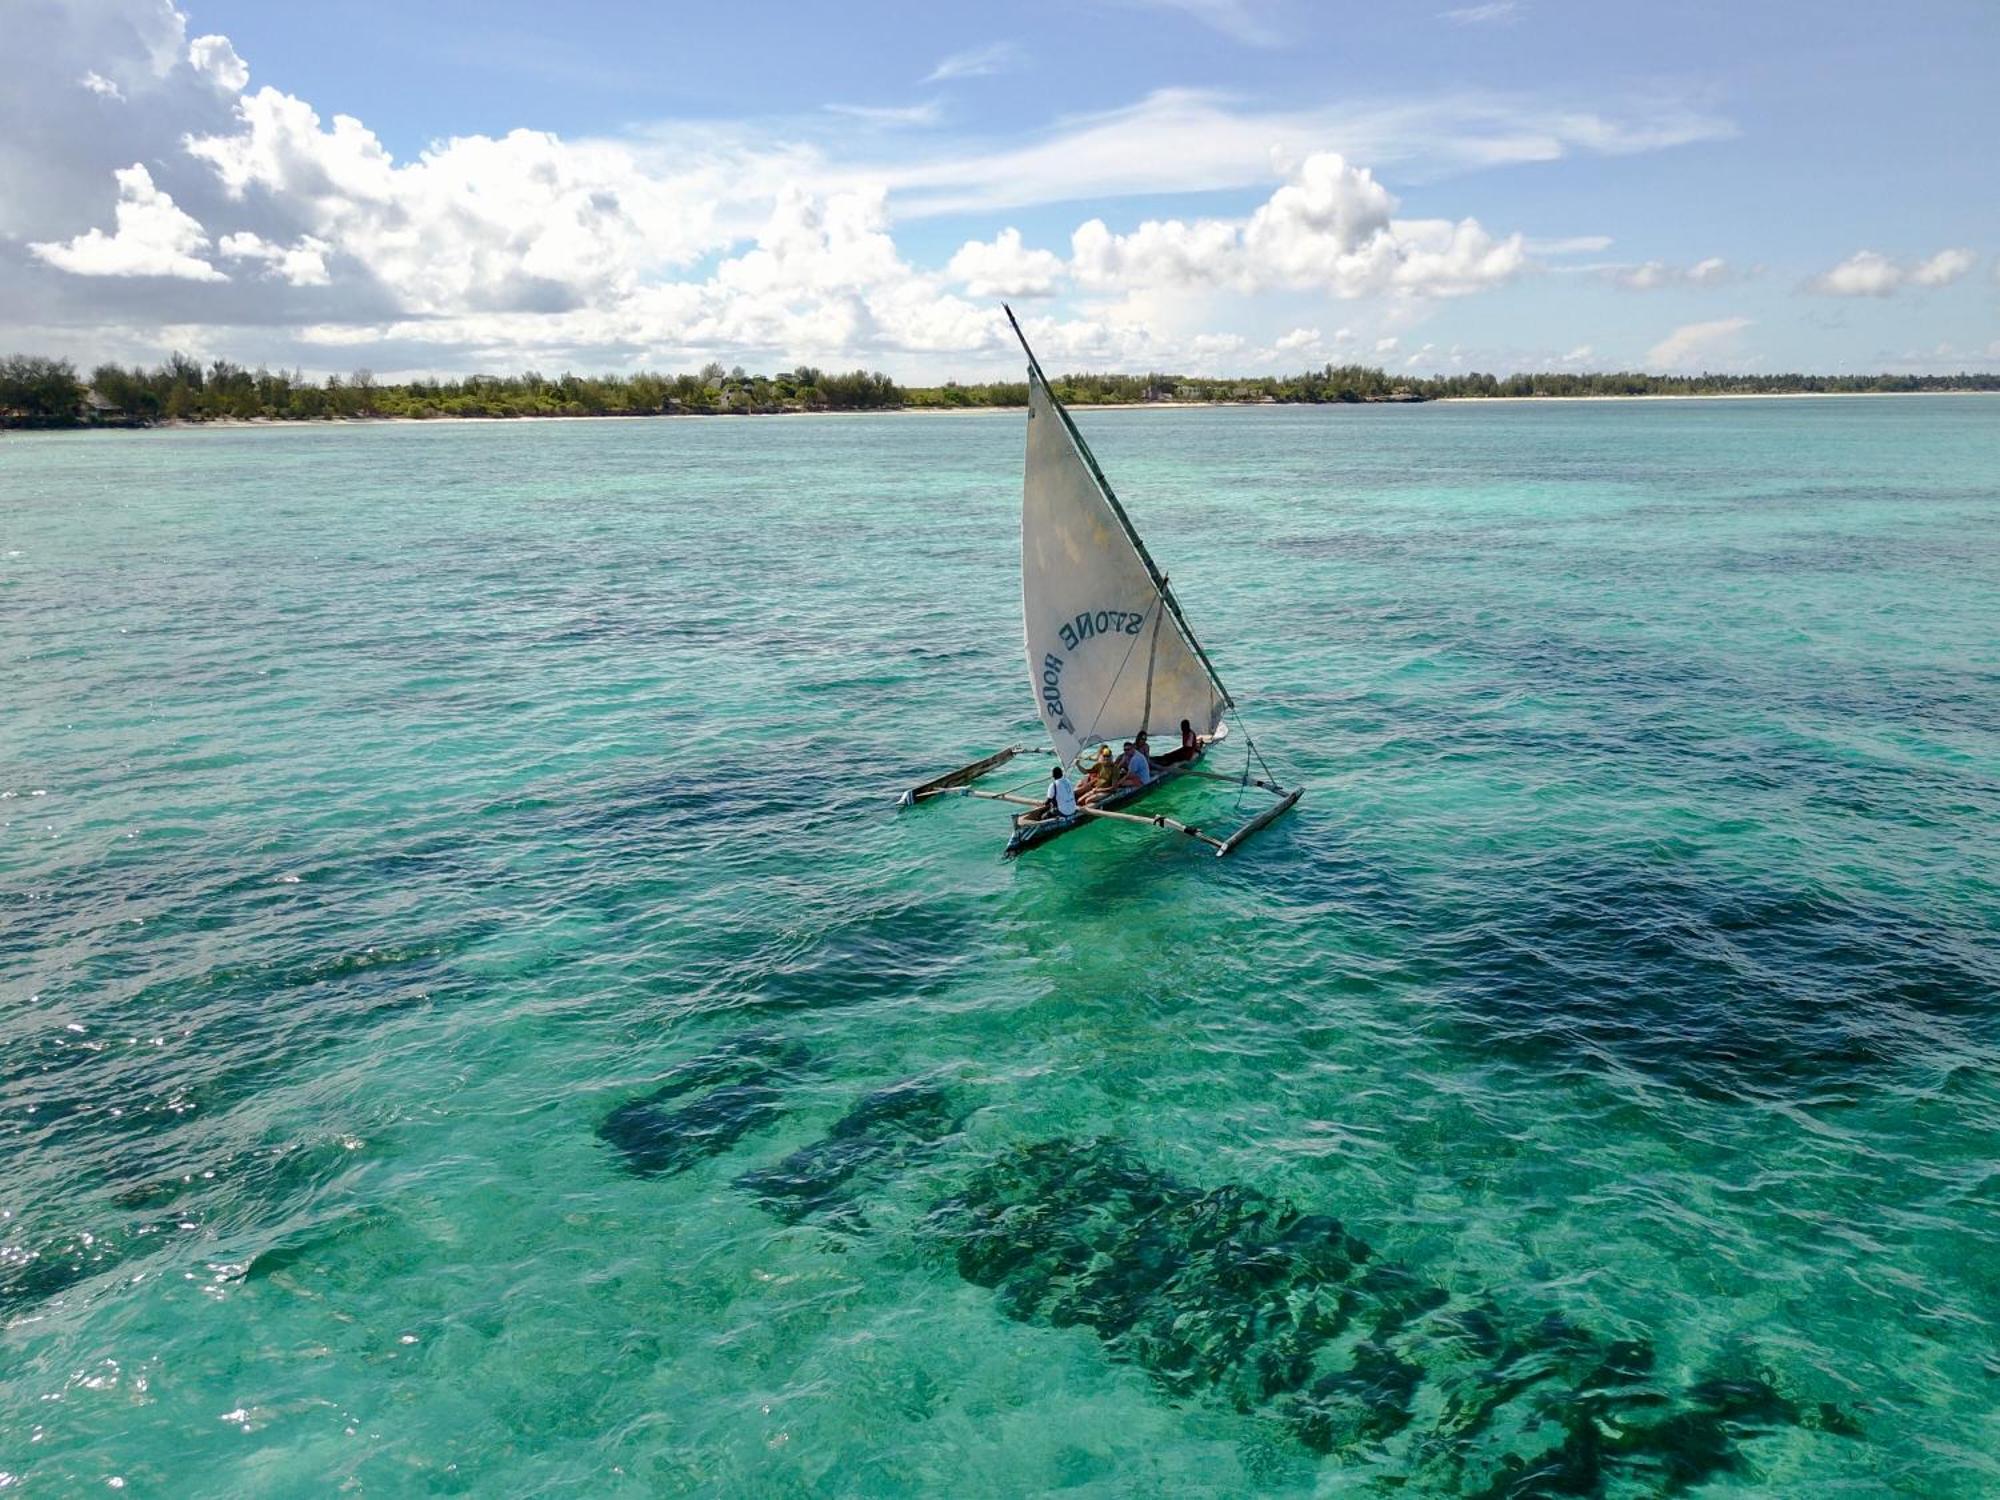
[81,388,124,422]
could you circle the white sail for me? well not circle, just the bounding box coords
[1021,370,1225,765]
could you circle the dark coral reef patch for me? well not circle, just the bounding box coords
[596,1032,808,1178]
[922,1136,1854,1491]
[598,1060,1857,1490]
[736,1078,962,1224]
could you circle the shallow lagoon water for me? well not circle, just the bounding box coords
[2,397,1997,1495]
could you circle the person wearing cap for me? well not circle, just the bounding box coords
[1083,742,1133,806]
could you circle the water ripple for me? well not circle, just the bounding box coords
[2,400,1996,1493]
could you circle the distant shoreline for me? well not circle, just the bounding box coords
[22,400,1285,431]
[1435,389,2000,405]
[7,388,1992,434]
[12,387,1995,434]
[10,349,1995,430]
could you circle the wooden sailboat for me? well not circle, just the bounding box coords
[899,307,1302,858]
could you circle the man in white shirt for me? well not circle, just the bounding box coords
[1042,765,1078,820]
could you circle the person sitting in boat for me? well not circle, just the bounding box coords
[1081,743,1132,806]
[1127,735,1153,786]
[1081,745,1116,798]
[1036,764,1078,822]
[1156,718,1204,768]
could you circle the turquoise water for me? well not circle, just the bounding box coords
[3,397,1997,1496]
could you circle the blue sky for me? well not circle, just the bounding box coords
[3,0,1995,377]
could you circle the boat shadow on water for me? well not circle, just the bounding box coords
[597,1036,1860,1491]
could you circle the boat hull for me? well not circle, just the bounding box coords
[1003,760,1192,858]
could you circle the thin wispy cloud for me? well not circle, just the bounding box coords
[1114,0,1284,46]
[922,42,1023,84]
[1605,255,1733,290]
[1443,2,1520,24]
[824,100,942,127]
[1647,315,1751,370]
[1526,234,1612,254]
[445,30,644,91]
[870,88,1736,219]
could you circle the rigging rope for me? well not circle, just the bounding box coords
[1231,706,1281,790]
[1078,592,1159,754]
[1076,580,1283,793]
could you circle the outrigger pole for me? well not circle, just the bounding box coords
[895,745,1024,807]
[902,782,1302,859]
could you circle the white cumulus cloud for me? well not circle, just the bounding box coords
[219,230,332,286]
[1909,247,1975,287]
[714,185,902,298]
[29,162,226,281]
[1072,215,1247,291]
[1810,247,1975,296]
[1811,250,1902,297]
[0,0,1746,377]
[1070,152,1525,299]
[1258,326,1360,363]
[947,228,1066,298]
[188,34,248,92]
[186,87,742,314]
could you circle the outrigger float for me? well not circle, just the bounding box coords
[899,307,1302,859]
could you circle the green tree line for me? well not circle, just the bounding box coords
[5,350,1998,429]
[1,356,906,425]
